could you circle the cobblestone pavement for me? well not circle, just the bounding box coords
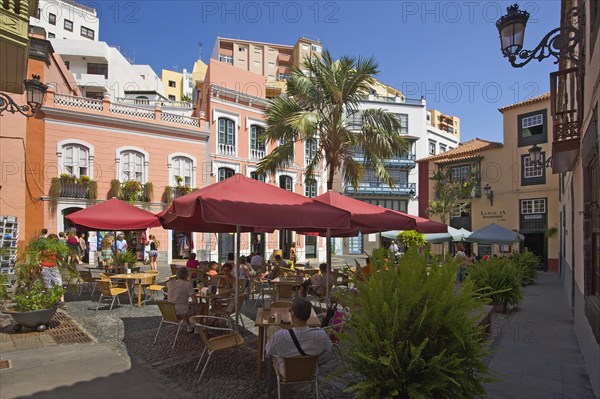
[63,283,353,399]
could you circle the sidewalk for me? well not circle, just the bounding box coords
[484,272,596,399]
[0,343,178,399]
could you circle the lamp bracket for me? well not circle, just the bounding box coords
[0,92,39,117]
[505,6,583,68]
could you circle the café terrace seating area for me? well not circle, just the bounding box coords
[62,259,355,398]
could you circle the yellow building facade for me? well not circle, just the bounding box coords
[161,69,183,101]
[418,94,559,271]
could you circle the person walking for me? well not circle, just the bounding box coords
[78,233,87,263]
[148,234,159,271]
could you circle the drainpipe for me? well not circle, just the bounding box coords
[571,176,575,319]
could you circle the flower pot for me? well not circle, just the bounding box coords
[2,306,58,332]
[492,302,506,313]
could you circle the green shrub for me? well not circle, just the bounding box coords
[510,251,540,286]
[466,258,524,308]
[398,230,426,251]
[162,186,174,203]
[340,250,491,399]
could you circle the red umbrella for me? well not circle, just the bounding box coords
[306,191,447,236]
[159,174,351,232]
[65,198,161,230]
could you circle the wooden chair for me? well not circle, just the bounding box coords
[95,280,129,311]
[191,315,246,383]
[154,300,185,348]
[272,355,320,399]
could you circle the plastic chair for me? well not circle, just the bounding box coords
[95,280,129,311]
[272,355,320,399]
[153,300,185,348]
[275,284,294,301]
[191,315,246,383]
[78,270,97,296]
[253,279,274,308]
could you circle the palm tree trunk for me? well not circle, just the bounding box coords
[327,164,335,191]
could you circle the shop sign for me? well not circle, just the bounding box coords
[480,209,507,221]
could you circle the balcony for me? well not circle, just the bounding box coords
[353,153,417,169]
[344,182,416,196]
[119,181,151,202]
[250,148,265,160]
[60,182,90,199]
[0,0,35,92]
[218,143,235,156]
[77,73,109,90]
[550,68,582,173]
[450,216,471,231]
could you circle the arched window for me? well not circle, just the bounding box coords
[279,175,293,191]
[250,125,265,159]
[218,167,235,182]
[121,150,145,182]
[63,144,89,177]
[304,178,317,198]
[171,156,193,186]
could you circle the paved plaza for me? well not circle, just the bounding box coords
[0,265,597,399]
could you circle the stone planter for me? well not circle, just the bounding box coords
[2,305,58,332]
[492,302,507,313]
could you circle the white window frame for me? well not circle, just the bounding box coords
[428,140,436,155]
[213,109,239,157]
[520,198,546,214]
[219,54,233,64]
[56,139,94,178]
[168,153,197,187]
[115,146,149,183]
[396,113,408,134]
[304,178,317,198]
[521,114,543,129]
[523,154,544,178]
[305,139,318,166]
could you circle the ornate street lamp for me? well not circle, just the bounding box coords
[496,4,583,68]
[483,184,494,206]
[528,143,553,168]
[0,75,48,117]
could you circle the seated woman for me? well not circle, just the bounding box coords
[186,253,201,268]
[211,263,237,314]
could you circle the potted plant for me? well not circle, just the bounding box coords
[121,180,142,203]
[0,236,76,332]
[115,250,137,271]
[466,257,524,312]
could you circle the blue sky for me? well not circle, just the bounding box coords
[97,0,560,143]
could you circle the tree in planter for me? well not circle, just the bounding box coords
[339,249,491,398]
[427,169,478,225]
[0,236,77,312]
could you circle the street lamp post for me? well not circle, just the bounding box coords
[0,75,48,117]
[483,184,494,206]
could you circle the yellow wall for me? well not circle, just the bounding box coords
[426,98,559,269]
[161,69,182,101]
[429,109,460,137]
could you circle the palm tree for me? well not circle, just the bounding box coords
[257,50,407,190]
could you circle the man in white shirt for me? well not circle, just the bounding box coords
[266,297,331,378]
[251,251,265,270]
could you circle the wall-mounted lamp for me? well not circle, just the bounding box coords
[483,184,494,206]
[496,4,583,68]
[0,75,48,117]
[528,144,553,168]
[409,189,419,202]
[578,202,599,216]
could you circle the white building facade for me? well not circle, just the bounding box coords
[30,0,99,41]
[338,93,460,255]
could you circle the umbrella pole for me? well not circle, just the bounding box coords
[234,225,241,333]
[326,228,331,303]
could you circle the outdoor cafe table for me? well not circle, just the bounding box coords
[254,306,320,379]
[109,272,156,307]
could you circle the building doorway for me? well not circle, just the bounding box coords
[62,207,83,232]
[305,235,317,259]
[250,233,265,256]
[523,233,546,270]
[173,232,192,260]
[218,233,234,263]
[279,230,292,259]
[348,233,363,254]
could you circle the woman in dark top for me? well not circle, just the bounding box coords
[148,234,159,271]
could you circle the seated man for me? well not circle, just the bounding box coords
[266,254,288,280]
[266,297,332,378]
[251,251,265,271]
[302,263,331,297]
[166,267,206,332]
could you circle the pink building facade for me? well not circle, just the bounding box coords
[198,59,328,262]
